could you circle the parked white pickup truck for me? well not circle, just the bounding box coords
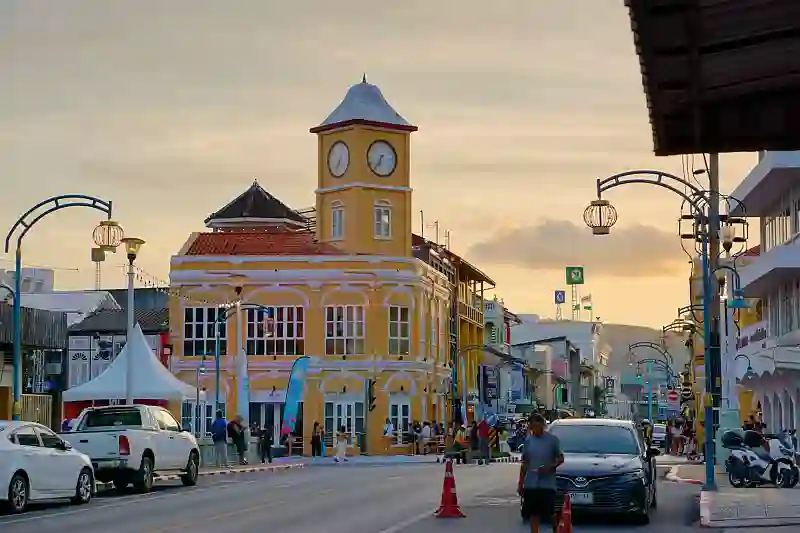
[66,405,200,493]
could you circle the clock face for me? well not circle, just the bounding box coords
[327,141,349,177]
[367,141,397,177]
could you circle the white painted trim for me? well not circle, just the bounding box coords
[320,285,369,306]
[318,369,367,392]
[244,285,310,307]
[316,183,411,194]
[171,254,420,266]
[170,269,420,284]
[205,217,305,229]
[382,285,415,307]
[383,370,417,394]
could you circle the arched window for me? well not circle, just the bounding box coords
[331,201,344,240]
[373,200,392,239]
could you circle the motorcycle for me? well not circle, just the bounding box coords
[723,429,798,488]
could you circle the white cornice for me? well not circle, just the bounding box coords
[171,254,419,266]
[170,268,420,284]
[315,183,412,194]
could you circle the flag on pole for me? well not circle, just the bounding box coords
[581,294,593,311]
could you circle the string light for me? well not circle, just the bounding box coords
[120,264,214,306]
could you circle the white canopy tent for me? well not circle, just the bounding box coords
[64,323,204,402]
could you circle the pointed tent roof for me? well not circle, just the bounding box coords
[204,180,306,229]
[63,323,203,401]
[310,76,418,134]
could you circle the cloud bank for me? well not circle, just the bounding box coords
[466,220,689,278]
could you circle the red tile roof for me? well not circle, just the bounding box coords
[185,232,345,256]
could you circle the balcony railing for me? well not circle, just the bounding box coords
[458,301,483,324]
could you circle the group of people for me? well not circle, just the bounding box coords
[210,411,276,467]
[665,418,698,458]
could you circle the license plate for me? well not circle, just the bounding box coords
[568,492,593,505]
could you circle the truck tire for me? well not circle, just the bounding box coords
[133,457,154,493]
[181,452,199,486]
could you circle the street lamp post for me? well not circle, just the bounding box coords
[583,169,747,491]
[211,298,285,417]
[195,356,207,436]
[5,195,114,420]
[121,237,145,406]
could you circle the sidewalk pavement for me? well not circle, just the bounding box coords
[688,462,800,528]
[700,487,800,528]
[95,461,305,489]
[656,454,700,466]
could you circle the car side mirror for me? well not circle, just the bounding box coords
[648,447,661,457]
[60,440,73,451]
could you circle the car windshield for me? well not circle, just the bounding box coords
[654,424,666,433]
[549,424,640,455]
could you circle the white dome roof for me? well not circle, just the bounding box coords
[312,76,415,132]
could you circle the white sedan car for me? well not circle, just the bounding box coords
[0,420,94,513]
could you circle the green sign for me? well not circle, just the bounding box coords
[566,266,584,285]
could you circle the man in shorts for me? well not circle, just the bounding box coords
[518,413,564,533]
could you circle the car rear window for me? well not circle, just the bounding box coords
[549,424,639,455]
[81,408,143,428]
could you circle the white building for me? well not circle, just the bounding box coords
[729,151,800,431]
[481,297,525,415]
[20,291,120,327]
[0,268,55,295]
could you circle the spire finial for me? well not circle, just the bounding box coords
[362,72,367,83]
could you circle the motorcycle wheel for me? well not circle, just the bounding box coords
[728,471,746,488]
[776,469,791,488]
[789,467,799,489]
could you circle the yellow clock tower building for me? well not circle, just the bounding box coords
[310,76,418,257]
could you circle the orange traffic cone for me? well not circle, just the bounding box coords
[435,459,466,518]
[558,493,573,533]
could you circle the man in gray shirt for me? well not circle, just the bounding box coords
[518,413,564,533]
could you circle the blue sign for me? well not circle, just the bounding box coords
[554,290,566,304]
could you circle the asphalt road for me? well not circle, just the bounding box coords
[0,462,701,533]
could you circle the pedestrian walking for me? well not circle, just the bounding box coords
[311,421,323,459]
[227,414,248,465]
[382,418,394,454]
[334,425,349,463]
[210,410,229,467]
[519,413,564,533]
[259,424,274,464]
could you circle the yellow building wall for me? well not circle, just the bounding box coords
[169,257,451,455]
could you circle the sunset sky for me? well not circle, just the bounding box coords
[1,1,758,327]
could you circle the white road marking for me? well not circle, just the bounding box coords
[0,480,261,526]
[375,508,438,533]
[386,476,403,481]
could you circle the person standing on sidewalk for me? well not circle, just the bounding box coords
[227,414,248,465]
[210,410,229,468]
[311,421,323,459]
[259,424,274,464]
[477,416,491,465]
[519,413,564,533]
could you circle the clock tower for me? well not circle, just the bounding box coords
[310,76,417,257]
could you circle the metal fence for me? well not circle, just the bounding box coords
[21,393,52,426]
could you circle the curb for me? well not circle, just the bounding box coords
[435,455,520,464]
[95,462,304,489]
[665,465,703,485]
[491,455,520,463]
[699,490,711,527]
